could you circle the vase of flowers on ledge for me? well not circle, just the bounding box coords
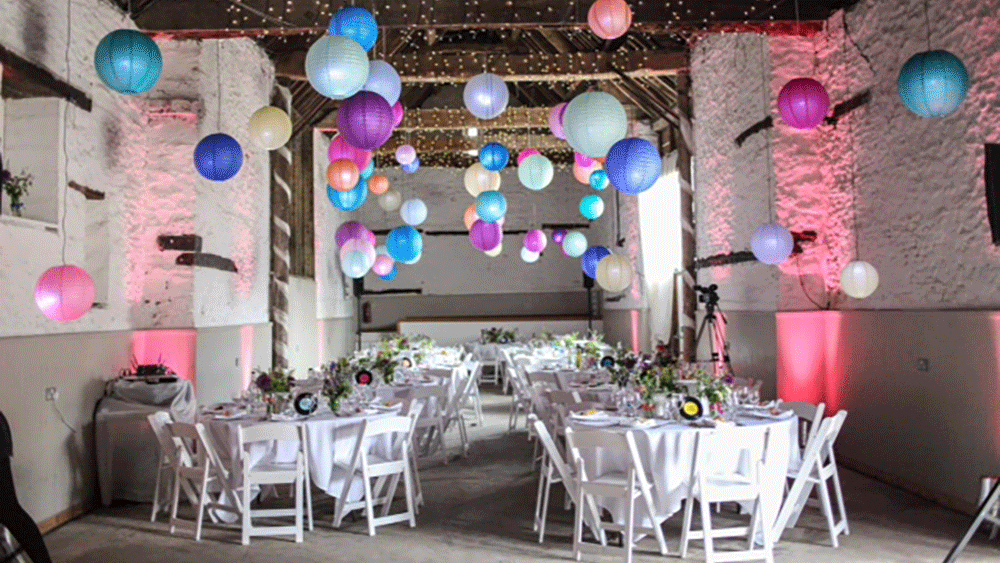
[1,161,32,217]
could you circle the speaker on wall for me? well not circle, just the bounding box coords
[583,272,594,289]
[985,143,1000,245]
[352,277,365,297]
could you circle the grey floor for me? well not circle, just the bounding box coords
[46,391,1000,563]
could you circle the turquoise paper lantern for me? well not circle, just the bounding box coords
[580,195,604,220]
[386,226,423,263]
[475,191,507,223]
[898,50,969,118]
[589,169,609,191]
[479,143,510,171]
[305,35,370,100]
[328,6,378,52]
[518,154,554,191]
[327,178,368,211]
[94,30,162,95]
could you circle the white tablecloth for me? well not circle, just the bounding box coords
[569,415,798,528]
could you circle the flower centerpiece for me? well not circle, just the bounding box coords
[321,361,353,413]
[253,366,294,414]
[481,327,517,344]
[692,367,735,419]
[1,161,32,217]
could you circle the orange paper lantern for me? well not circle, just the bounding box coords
[328,158,359,192]
[368,175,389,195]
[463,204,480,230]
[588,0,632,40]
[573,160,602,184]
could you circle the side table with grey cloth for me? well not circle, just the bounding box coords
[94,379,196,506]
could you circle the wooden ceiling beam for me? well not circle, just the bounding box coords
[373,133,568,155]
[316,107,556,132]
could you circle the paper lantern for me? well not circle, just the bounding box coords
[379,265,398,281]
[463,73,509,120]
[840,260,879,299]
[582,246,611,278]
[580,195,605,220]
[337,91,394,151]
[335,221,375,248]
[463,204,480,230]
[573,160,602,184]
[523,229,547,253]
[340,238,376,268]
[398,251,422,265]
[376,245,389,256]
[751,224,794,265]
[378,189,402,211]
[328,6,378,51]
[590,169,610,191]
[396,144,417,165]
[328,135,371,170]
[386,226,423,262]
[518,154,554,191]
[479,143,510,172]
[372,254,394,277]
[605,138,662,195]
[595,254,632,292]
[327,179,368,211]
[898,50,969,118]
[552,229,567,245]
[362,60,401,106]
[521,247,541,263]
[194,134,243,182]
[777,78,830,130]
[94,29,162,95]
[469,220,503,252]
[305,35,369,100]
[402,158,420,173]
[248,106,292,150]
[484,243,503,257]
[327,158,360,192]
[400,198,428,226]
[35,265,95,322]
[475,191,507,223]
[576,152,596,167]
[588,0,632,40]
[368,175,389,195]
[465,163,501,196]
[360,159,375,180]
[563,92,628,158]
[341,250,370,278]
[562,231,588,257]
[549,103,568,139]
[391,102,404,127]
[517,149,540,165]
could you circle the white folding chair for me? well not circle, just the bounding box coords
[528,415,605,546]
[978,476,1000,540]
[773,411,849,547]
[473,343,502,386]
[148,411,202,523]
[506,364,533,430]
[166,422,242,541]
[401,400,426,509]
[237,423,307,545]
[406,384,450,464]
[443,367,480,458]
[566,427,669,563]
[779,401,826,455]
[680,425,774,563]
[457,362,484,426]
[332,416,418,536]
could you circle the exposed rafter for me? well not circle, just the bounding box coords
[315,106,640,133]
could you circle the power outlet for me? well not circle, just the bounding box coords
[45,387,59,401]
[916,358,930,372]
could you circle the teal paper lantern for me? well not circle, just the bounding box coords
[327,178,368,211]
[580,195,604,220]
[589,169,609,191]
[562,231,588,258]
[94,30,162,95]
[360,159,375,179]
[387,226,423,263]
[518,154,554,191]
[898,50,969,118]
[475,191,507,223]
[562,92,628,158]
[305,35,370,100]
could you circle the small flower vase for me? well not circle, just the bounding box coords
[9,202,23,217]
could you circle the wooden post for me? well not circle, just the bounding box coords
[676,71,697,362]
[270,86,293,370]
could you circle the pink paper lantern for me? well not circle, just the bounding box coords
[469,220,503,252]
[588,0,633,40]
[340,238,377,267]
[575,152,596,167]
[372,254,394,277]
[391,101,404,128]
[328,135,372,170]
[335,221,375,248]
[549,103,568,139]
[777,78,830,130]
[517,148,540,165]
[523,229,547,253]
[337,91,394,151]
[35,265,95,322]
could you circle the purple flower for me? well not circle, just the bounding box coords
[255,372,273,392]
[1,170,11,183]
[722,374,736,387]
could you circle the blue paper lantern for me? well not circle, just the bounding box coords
[328,6,378,52]
[94,29,162,95]
[402,157,420,174]
[360,159,375,179]
[605,138,662,195]
[362,60,402,106]
[898,50,969,118]
[398,251,422,265]
[589,169,609,191]
[327,178,368,211]
[579,195,605,220]
[479,143,510,171]
[194,134,243,182]
[464,73,510,120]
[378,265,398,281]
[581,246,611,278]
[386,226,423,263]
[475,191,507,223]
[305,35,370,100]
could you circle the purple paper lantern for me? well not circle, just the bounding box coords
[523,229,547,253]
[777,78,830,130]
[337,91,394,151]
[549,103,568,139]
[552,229,567,245]
[469,220,503,252]
[335,221,375,248]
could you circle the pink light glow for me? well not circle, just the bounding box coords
[630,309,640,352]
[130,329,197,383]
[990,313,1000,455]
[240,325,254,391]
[776,311,828,405]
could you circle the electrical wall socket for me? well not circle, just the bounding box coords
[45,387,59,401]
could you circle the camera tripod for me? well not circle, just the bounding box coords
[693,285,734,378]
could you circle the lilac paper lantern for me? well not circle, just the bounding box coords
[523,229,547,253]
[395,144,416,165]
[549,103,568,139]
[552,229,567,245]
[337,91,394,151]
[469,220,503,252]
[777,78,830,130]
[335,221,375,248]
[35,265,95,322]
[751,223,794,265]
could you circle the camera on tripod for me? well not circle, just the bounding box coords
[694,284,720,309]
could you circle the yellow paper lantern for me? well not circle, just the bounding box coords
[595,254,632,292]
[484,243,503,257]
[464,162,501,197]
[248,106,292,150]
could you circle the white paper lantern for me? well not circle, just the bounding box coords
[248,106,292,150]
[521,247,540,263]
[840,260,879,299]
[378,188,402,211]
[400,198,428,226]
[562,91,628,158]
[751,224,794,265]
[465,162,501,196]
[463,73,510,120]
[305,35,370,100]
[595,254,632,292]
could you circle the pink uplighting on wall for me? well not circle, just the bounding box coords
[776,311,831,405]
[240,325,254,390]
[989,313,1000,454]
[630,309,640,352]
[130,329,197,383]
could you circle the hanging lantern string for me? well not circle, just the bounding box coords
[793,0,800,38]
[217,41,223,132]
[843,10,860,260]
[61,0,72,265]
[761,37,775,224]
[922,0,932,50]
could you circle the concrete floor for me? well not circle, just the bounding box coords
[46,391,1000,563]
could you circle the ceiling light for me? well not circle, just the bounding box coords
[467,127,479,137]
